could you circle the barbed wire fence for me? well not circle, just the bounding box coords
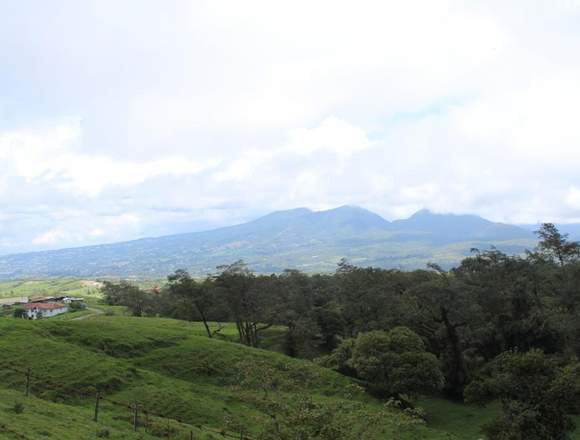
[0,365,252,440]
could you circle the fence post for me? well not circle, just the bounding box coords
[94,392,101,422]
[133,403,139,431]
[25,368,31,397]
[190,430,194,440]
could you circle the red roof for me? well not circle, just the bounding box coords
[24,302,67,311]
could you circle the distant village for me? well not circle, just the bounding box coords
[0,295,85,319]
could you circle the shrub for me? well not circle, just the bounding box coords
[149,420,178,437]
[96,428,110,438]
[348,327,444,399]
[13,402,24,414]
[69,301,85,312]
[13,308,26,318]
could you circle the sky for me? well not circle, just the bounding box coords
[2,0,580,254]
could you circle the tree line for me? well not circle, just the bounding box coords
[102,223,580,439]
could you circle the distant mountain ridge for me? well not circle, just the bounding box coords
[0,206,557,279]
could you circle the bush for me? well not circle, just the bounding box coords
[348,327,444,399]
[69,301,85,312]
[13,307,26,318]
[96,428,110,437]
[13,402,24,414]
[149,420,178,437]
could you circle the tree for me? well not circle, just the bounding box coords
[334,262,412,337]
[167,269,216,338]
[316,337,357,377]
[454,249,563,359]
[213,261,276,347]
[100,281,154,316]
[349,327,444,400]
[403,267,477,399]
[465,350,580,440]
[534,223,580,266]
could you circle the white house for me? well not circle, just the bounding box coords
[23,302,69,320]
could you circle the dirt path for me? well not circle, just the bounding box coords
[71,307,104,321]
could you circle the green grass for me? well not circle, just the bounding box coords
[419,398,500,440]
[0,279,102,299]
[419,398,580,440]
[0,386,229,439]
[0,278,164,300]
[0,315,451,439]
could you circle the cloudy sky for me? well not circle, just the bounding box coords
[1,0,580,254]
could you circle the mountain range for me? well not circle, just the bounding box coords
[0,206,574,279]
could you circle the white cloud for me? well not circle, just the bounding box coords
[31,212,144,249]
[0,121,219,196]
[286,117,371,157]
[2,0,580,251]
[565,187,580,210]
[213,117,370,183]
[32,229,71,246]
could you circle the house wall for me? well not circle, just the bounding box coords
[25,306,69,320]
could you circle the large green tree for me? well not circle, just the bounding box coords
[101,280,154,316]
[167,269,216,338]
[349,327,444,400]
[403,264,479,399]
[214,261,278,347]
[532,223,580,266]
[465,350,580,440]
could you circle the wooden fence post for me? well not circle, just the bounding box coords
[133,403,139,431]
[25,368,31,397]
[94,392,101,422]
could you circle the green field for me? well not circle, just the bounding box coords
[0,313,454,439]
[0,279,103,299]
[418,396,580,439]
[0,278,166,299]
[0,386,201,440]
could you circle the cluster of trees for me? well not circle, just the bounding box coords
[102,224,580,439]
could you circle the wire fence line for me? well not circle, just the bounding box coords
[0,365,252,440]
[0,424,31,440]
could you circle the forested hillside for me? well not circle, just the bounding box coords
[0,206,541,279]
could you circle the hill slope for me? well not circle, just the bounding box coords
[0,314,450,439]
[0,206,538,279]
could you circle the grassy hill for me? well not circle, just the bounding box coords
[0,279,165,299]
[0,313,452,439]
[0,386,197,440]
[0,279,102,298]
